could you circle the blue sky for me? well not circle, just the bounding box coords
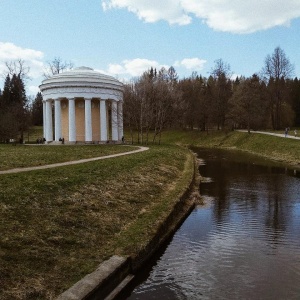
[0,0,300,96]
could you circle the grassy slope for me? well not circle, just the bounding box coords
[162,130,300,166]
[0,144,194,299]
[1,129,299,299]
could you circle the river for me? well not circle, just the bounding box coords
[124,148,300,300]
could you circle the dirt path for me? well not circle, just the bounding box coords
[0,146,149,175]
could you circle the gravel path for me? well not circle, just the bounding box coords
[237,130,300,140]
[0,146,149,175]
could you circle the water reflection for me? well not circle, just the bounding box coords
[126,148,300,299]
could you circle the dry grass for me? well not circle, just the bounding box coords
[0,144,193,299]
[3,128,296,299]
[0,144,134,171]
[161,129,300,166]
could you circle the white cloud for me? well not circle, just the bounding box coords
[105,57,208,79]
[102,0,191,25]
[0,42,43,61]
[175,58,207,70]
[108,63,126,75]
[231,73,241,81]
[28,85,40,95]
[108,58,166,77]
[0,42,45,79]
[102,0,300,33]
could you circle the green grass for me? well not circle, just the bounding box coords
[1,127,299,299]
[0,144,135,171]
[25,126,44,143]
[159,129,300,165]
[0,143,193,299]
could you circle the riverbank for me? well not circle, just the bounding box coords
[162,129,300,167]
[124,147,300,300]
[1,129,299,299]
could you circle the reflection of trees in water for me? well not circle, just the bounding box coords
[206,156,261,224]
[212,169,230,224]
[199,157,230,224]
[266,194,286,242]
[198,148,297,244]
[264,175,291,245]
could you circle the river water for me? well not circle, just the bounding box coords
[125,148,300,300]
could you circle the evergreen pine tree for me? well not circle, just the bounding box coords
[31,92,43,126]
[0,74,30,142]
[2,74,11,108]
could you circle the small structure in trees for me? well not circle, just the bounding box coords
[39,67,124,144]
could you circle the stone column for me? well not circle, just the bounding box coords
[69,98,76,143]
[43,100,46,140]
[100,99,107,142]
[45,99,53,142]
[54,98,62,141]
[85,98,92,143]
[111,100,118,141]
[117,101,123,141]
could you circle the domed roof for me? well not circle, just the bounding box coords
[40,66,123,90]
[39,67,123,101]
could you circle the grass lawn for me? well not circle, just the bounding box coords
[1,128,299,299]
[0,142,194,299]
[0,144,136,171]
[161,129,300,166]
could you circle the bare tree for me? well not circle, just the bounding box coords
[262,47,294,80]
[123,82,137,143]
[123,77,148,144]
[178,75,204,130]
[211,58,231,79]
[43,57,73,78]
[123,67,181,144]
[210,59,233,130]
[3,59,30,81]
[262,47,294,129]
[228,75,268,133]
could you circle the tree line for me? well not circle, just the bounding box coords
[0,74,43,143]
[0,58,72,142]
[0,49,299,143]
[123,47,300,143]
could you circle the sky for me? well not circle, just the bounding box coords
[0,0,300,97]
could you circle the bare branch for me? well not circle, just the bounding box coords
[43,57,74,78]
[2,59,31,81]
[211,58,232,79]
[262,47,294,80]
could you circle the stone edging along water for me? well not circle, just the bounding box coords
[57,152,200,300]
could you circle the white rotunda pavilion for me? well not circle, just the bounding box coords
[39,67,124,144]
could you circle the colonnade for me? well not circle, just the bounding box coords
[42,97,123,143]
